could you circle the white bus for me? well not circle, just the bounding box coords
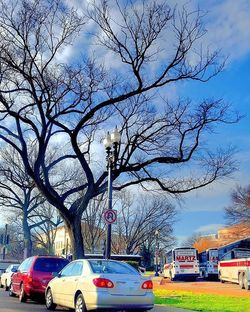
[218,237,250,290]
[199,248,218,279]
[163,247,199,281]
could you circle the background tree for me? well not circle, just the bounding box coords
[225,185,250,225]
[31,204,62,255]
[0,148,47,258]
[82,194,106,254]
[112,191,176,255]
[0,0,238,258]
[0,223,23,261]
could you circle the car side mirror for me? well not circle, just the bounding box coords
[11,268,18,273]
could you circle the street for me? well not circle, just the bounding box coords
[0,288,192,312]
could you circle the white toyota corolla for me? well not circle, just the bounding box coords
[45,259,154,312]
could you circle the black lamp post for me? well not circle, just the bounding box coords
[103,126,121,259]
[155,229,160,276]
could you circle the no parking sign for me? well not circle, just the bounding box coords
[103,209,117,224]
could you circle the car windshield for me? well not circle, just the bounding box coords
[33,258,69,272]
[89,260,139,275]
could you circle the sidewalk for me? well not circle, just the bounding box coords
[154,305,195,312]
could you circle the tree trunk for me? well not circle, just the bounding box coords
[22,217,32,259]
[65,216,85,259]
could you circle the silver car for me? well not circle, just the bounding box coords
[45,259,154,311]
[0,264,19,291]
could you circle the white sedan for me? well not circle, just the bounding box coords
[0,264,19,291]
[45,259,154,312]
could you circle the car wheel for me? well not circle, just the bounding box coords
[9,283,15,297]
[75,293,87,312]
[0,281,3,288]
[243,273,250,290]
[4,280,9,291]
[19,284,27,302]
[239,273,244,289]
[45,288,57,310]
[219,272,224,283]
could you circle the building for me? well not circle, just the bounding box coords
[194,223,250,253]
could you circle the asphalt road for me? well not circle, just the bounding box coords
[0,288,193,312]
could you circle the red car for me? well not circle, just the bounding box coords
[10,255,69,302]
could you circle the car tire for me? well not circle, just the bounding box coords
[239,273,244,289]
[19,284,27,302]
[45,288,57,310]
[9,283,15,297]
[75,293,87,312]
[219,272,224,283]
[4,280,9,291]
[243,273,250,291]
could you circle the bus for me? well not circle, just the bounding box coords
[218,237,250,290]
[199,248,218,279]
[218,236,250,259]
[163,247,199,281]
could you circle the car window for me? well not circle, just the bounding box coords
[60,262,78,277]
[19,257,34,272]
[72,262,83,276]
[33,258,69,272]
[89,260,139,275]
[11,265,19,272]
[60,262,83,277]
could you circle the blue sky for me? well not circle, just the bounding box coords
[173,0,250,244]
[0,0,249,248]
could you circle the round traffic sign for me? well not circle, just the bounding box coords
[103,209,117,224]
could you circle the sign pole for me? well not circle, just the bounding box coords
[105,161,112,259]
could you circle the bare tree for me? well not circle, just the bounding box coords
[31,204,62,255]
[225,185,250,225]
[0,222,26,261]
[0,0,239,258]
[0,148,47,258]
[112,191,176,254]
[82,194,106,254]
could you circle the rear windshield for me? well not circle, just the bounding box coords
[33,258,69,272]
[89,260,139,275]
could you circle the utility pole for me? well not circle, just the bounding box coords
[2,224,8,260]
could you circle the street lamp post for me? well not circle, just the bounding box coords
[155,229,160,276]
[103,127,121,259]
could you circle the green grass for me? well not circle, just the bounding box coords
[154,289,250,312]
[143,271,155,276]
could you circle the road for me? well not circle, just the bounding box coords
[0,288,192,312]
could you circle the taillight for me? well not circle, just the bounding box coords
[27,273,33,283]
[141,280,153,289]
[92,278,114,288]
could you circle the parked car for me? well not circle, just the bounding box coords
[10,255,69,302]
[45,259,154,311]
[0,264,19,291]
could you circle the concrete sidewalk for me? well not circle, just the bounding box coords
[154,305,195,312]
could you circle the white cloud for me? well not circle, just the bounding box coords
[204,0,250,62]
[195,223,224,234]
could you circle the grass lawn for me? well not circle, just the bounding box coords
[154,289,250,312]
